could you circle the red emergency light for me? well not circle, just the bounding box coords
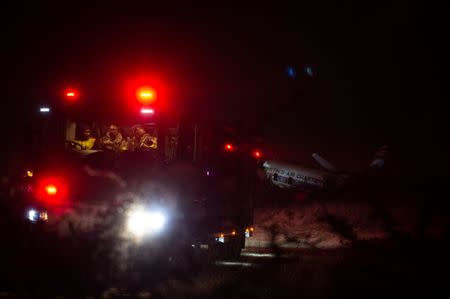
[124,74,170,114]
[64,88,79,101]
[224,143,235,152]
[136,86,157,105]
[36,177,68,205]
[252,150,262,159]
[45,184,58,196]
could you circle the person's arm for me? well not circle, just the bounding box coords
[102,140,112,147]
[140,135,155,150]
[119,138,129,151]
[85,138,96,150]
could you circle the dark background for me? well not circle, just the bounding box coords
[1,1,447,178]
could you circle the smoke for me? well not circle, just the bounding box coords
[35,161,201,290]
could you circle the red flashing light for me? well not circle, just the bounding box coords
[36,177,68,206]
[124,75,170,114]
[45,184,58,196]
[136,86,157,105]
[224,143,235,152]
[253,150,262,159]
[64,88,79,101]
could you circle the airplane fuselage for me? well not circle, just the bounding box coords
[262,160,330,191]
[261,146,387,193]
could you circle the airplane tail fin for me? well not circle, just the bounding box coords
[312,153,338,173]
[369,145,388,169]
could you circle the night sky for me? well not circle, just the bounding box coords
[1,2,447,176]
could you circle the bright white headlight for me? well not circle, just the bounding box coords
[27,209,49,222]
[126,207,167,238]
[27,209,38,222]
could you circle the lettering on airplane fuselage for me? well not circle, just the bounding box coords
[268,167,324,189]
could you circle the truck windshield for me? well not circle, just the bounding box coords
[64,120,158,154]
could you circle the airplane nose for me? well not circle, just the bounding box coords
[256,164,267,180]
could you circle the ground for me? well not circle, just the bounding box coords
[1,244,447,298]
[1,182,449,298]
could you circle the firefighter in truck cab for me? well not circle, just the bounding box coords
[129,124,157,151]
[76,128,96,150]
[100,124,125,151]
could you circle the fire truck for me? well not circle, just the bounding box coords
[11,82,261,262]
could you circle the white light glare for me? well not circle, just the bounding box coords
[27,209,38,222]
[141,108,154,114]
[127,207,166,237]
[39,107,50,113]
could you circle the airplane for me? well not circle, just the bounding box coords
[259,145,388,193]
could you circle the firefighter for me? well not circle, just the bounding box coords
[77,128,96,150]
[100,124,124,151]
[129,125,157,151]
